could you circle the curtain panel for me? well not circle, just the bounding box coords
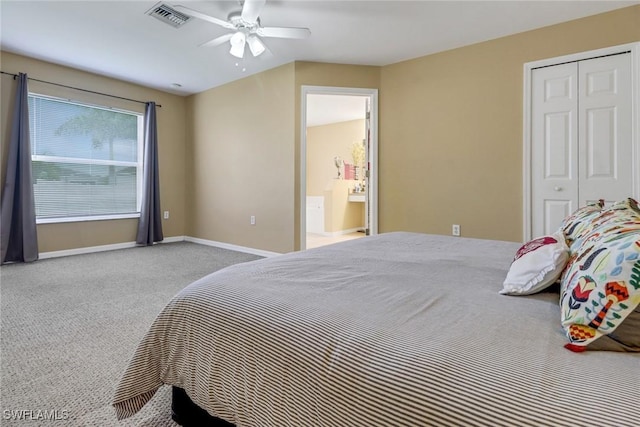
[136,102,163,246]
[1,72,38,263]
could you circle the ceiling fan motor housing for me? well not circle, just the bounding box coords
[228,11,260,33]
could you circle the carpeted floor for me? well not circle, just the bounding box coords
[0,242,262,426]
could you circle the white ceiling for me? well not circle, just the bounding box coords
[1,0,637,99]
[306,94,366,127]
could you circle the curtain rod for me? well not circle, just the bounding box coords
[0,71,161,108]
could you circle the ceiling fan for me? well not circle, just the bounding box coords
[174,0,311,59]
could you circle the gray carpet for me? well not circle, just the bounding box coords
[0,242,262,426]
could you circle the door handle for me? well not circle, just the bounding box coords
[554,186,562,191]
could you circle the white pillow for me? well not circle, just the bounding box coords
[500,231,569,296]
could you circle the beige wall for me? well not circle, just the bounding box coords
[379,5,640,242]
[0,52,188,252]
[307,119,365,196]
[188,62,380,252]
[186,63,296,254]
[188,62,382,253]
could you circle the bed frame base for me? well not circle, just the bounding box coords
[171,387,236,427]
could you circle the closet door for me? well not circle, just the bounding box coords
[531,53,632,238]
[531,62,579,237]
[578,53,632,206]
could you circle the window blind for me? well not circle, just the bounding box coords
[28,94,143,221]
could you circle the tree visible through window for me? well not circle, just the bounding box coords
[28,94,143,221]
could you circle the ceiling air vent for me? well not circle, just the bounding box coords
[146,2,192,28]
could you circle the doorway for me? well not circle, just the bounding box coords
[301,86,378,250]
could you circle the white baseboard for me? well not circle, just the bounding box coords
[38,236,185,259]
[162,236,186,244]
[38,235,280,260]
[39,241,137,259]
[184,236,280,258]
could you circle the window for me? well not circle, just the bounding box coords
[28,94,143,223]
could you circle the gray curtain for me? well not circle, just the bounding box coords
[136,102,163,245]
[1,73,38,263]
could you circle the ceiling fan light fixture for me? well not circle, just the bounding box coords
[247,35,266,57]
[229,31,246,58]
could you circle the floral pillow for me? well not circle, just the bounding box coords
[560,199,604,251]
[500,231,569,295]
[560,198,640,352]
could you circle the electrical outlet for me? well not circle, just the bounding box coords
[452,224,461,236]
[163,211,169,220]
[250,215,256,225]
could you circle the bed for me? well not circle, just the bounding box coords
[113,231,639,427]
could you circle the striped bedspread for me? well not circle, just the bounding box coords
[113,232,639,426]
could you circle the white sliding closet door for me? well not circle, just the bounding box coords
[531,52,632,238]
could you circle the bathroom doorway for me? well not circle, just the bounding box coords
[300,86,378,250]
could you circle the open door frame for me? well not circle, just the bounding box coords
[300,85,379,250]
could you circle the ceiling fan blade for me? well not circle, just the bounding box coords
[199,33,234,48]
[258,26,311,39]
[241,0,266,25]
[173,4,236,30]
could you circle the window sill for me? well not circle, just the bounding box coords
[36,213,140,225]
